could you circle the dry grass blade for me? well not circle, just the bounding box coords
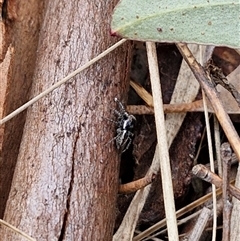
[199,44,217,241]
[165,44,200,146]
[130,80,153,107]
[133,185,227,241]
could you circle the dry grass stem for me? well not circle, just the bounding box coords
[0,219,36,241]
[130,80,153,107]
[146,41,179,241]
[134,44,212,241]
[201,84,217,240]
[0,39,127,126]
[200,43,217,241]
[112,44,206,241]
[221,142,233,241]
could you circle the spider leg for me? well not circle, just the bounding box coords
[121,135,133,153]
[104,135,118,147]
[115,129,127,149]
[105,129,125,150]
[109,106,121,117]
[119,130,134,153]
[102,116,118,124]
[114,97,126,113]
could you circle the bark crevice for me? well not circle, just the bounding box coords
[59,130,79,241]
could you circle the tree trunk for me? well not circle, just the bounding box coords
[1,0,131,240]
[0,0,44,217]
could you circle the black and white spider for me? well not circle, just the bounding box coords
[112,97,136,153]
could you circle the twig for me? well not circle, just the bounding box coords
[133,184,226,241]
[113,148,160,241]
[127,100,204,114]
[134,179,235,241]
[192,164,240,200]
[0,39,127,125]
[187,207,212,241]
[127,102,240,115]
[221,142,233,241]
[205,59,240,107]
[146,42,179,241]
[214,116,222,177]
[129,79,240,114]
[0,219,36,241]
[118,173,156,194]
[176,43,240,161]
[127,105,154,115]
[142,209,206,241]
[129,78,203,114]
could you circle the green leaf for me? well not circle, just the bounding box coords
[111,0,240,48]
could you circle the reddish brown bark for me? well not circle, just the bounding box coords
[0,0,44,217]
[1,0,131,240]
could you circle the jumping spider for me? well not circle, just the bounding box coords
[113,97,136,153]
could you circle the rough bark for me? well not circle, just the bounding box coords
[0,0,44,217]
[1,0,131,240]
